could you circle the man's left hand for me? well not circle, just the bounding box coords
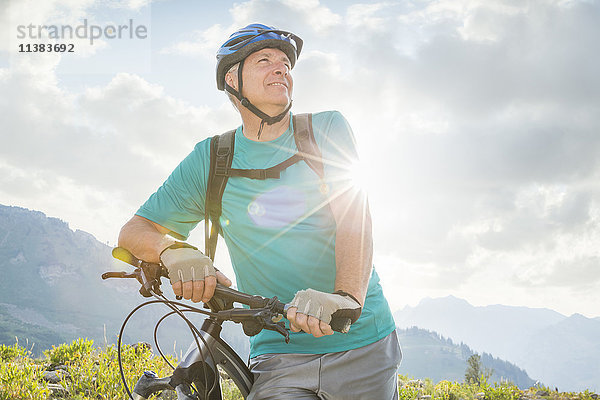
[287,288,362,338]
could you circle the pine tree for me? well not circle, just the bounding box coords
[465,354,493,385]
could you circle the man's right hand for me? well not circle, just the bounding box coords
[159,243,231,303]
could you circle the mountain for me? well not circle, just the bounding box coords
[394,296,600,392]
[517,313,600,393]
[397,327,536,389]
[0,204,249,359]
[3,204,596,391]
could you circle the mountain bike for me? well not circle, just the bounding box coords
[102,247,352,400]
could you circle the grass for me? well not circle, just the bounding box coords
[0,340,597,399]
[1,338,176,399]
[398,375,599,400]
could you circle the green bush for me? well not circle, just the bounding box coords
[58,342,176,398]
[2,342,599,400]
[397,373,600,400]
[482,380,521,400]
[0,358,50,400]
[221,377,244,400]
[0,337,245,399]
[44,337,94,366]
[0,338,177,399]
[0,341,28,363]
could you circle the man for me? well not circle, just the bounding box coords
[119,24,401,399]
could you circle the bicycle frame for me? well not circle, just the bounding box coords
[104,247,288,399]
[131,318,252,400]
[104,246,350,399]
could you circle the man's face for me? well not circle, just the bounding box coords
[227,47,293,113]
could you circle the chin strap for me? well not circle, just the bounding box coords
[257,120,266,140]
[225,59,292,138]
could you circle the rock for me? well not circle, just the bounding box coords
[48,383,69,398]
[46,363,68,372]
[536,390,550,397]
[134,341,152,353]
[407,379,424,387]
[220,369,230,380]
[157,390,178,399]
[419,395,432,400]
[43,370,69,384]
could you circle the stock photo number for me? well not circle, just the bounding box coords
[18,43,75,53]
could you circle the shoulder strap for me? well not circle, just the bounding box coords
[205,114,324,261]
[205,129,235,260]
[292,113,324,178]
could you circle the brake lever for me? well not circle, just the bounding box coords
[138,267,163,298]
[214,308,290,343]
[262,318,290,343]
[106,247,172,298]
[101,271,137,280]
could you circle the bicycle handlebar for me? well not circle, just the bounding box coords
[104,247,352,334]
[105,247,286,311]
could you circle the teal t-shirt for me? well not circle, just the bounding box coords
[137,111,396,357]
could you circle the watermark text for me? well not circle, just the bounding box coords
[16,19,148,45]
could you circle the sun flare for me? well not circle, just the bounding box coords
[348,161,371,192]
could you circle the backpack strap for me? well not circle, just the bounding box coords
[204,113,323,261]
[293,113,324,179]
[205,129,235,260]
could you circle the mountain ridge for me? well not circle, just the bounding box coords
[397,326,536,389]
[2,204,596,390]
[0,204,250,359]
[394,296,600,391]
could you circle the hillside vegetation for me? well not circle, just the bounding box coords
[397,327,536,388]
[1,206,597,398]
[395,296,600,391]
[0,205,130,354]
[0,204,251,360]
[2,338,599,400]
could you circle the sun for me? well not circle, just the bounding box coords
[348,161,372,192]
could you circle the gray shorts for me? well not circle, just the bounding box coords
[247,330,402,400]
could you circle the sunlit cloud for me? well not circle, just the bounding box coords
[2,0,599,318]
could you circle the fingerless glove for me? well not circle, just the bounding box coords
[159,242,216,285]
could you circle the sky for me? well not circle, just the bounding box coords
[1,0,599,318]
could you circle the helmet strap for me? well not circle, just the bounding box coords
[257,120,266,140]
[224,60,292,138]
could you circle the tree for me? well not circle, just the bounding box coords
[465,354,493,385]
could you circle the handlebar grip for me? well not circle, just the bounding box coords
[112,247,140,266]
[330,317,352,334]
[285,306,353,334]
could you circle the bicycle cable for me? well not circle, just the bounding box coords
[117,295,222,400]
[151,295,220,398]
[136,264,220,398]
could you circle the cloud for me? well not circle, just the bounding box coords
[513,256,600,290]
[1,40,240,242]
[160,0,343,60]
[284,0,600,310]
[1,69,240,189]
[103,0,152,11]
[159,24,231,58]
[2,0,600,316]
[346,3,395,31]
[321,0,600,119]
[230,0,342,34]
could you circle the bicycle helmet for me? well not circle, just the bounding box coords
[216,24,303,137]
[216,23,303,91]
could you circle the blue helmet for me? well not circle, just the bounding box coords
[216,23,303,91]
